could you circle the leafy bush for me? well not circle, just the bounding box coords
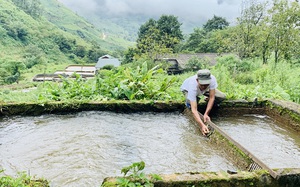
[215,55,260,75]
[101,65,115,70]
[235,73,255,84]
[184,56,210,72]
[114,161,161,187]
[39,62,178,102]
[211,64,236,98]
[0,170,49,187]
[53,35,75,53]
[96,62,177,100]
[215,54,240,73]
[4,23,28,42]
[39,74,95,101]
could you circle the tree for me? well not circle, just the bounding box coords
[233,0,299,63]
[123,47,138,64]
[183,14,231,53]
[0,68,9,85]
[74,46,87,58]
[203,15,229,32]
[183,28,206,52]
[87,46,107,62]
[156,15,184,50]
[268,0,300,63]
[2,61,26,84]
[11,0,43,18]
[136,15,183,58]
[4,22,28,42]
[255,20,272,64]
[11,0,27,10]
[53,35,76,53]
[199,28,235,54]
[28,0,43,18]
[137,18,157,44]
[235,0,267,58]
[136,27,173,60]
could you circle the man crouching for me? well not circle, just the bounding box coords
[180,69,226,136]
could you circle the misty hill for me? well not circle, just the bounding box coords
[56,0,202,42]
[59,11,200,42]
[39,0,134,48]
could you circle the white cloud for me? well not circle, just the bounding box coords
[57,0,258,24]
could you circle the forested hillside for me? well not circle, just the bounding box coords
[0,0,132,85]
[39,0,134,49]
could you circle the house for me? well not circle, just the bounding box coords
[95,55,121,70]
[157,53,228,68]
[154,58,183,75]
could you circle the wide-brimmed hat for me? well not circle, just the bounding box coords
[197,69,211,85]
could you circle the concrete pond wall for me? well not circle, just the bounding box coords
[0,99,299,186]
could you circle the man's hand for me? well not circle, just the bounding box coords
[203,114,211,123]
[200,125,209,136]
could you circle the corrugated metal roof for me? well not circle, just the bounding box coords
[65,65,96,72]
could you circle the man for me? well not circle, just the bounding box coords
[180,69,226,136]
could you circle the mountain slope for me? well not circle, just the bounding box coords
[0,0,70,63]
[39,0,134,50]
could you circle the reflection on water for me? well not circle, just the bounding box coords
[214,114,300,169]
[0,111,235,187]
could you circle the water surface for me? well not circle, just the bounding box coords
[0,111,236,187]
[214,114,300,169]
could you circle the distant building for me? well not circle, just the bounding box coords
[62,65,96,77]
[157,53,229,68]
[95,55,121,70]
[154,58,183,75]
[33,65,96,82]
[65,65,96,73]
[32,74,66,82]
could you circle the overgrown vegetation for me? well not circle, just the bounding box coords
[184,56,210,72]
[213,55,300,103]
[1,55,299,104]
[102,161,161,187]
[34,61,178,102]
[0,170,49,187]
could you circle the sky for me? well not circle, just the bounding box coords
[57,0,251,25]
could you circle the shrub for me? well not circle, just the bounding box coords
[115,161,161,187]
[0,170,49,187]
[235,73,255,84]
[184,56,210,72]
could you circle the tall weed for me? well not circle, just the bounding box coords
[96,62,178,100]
